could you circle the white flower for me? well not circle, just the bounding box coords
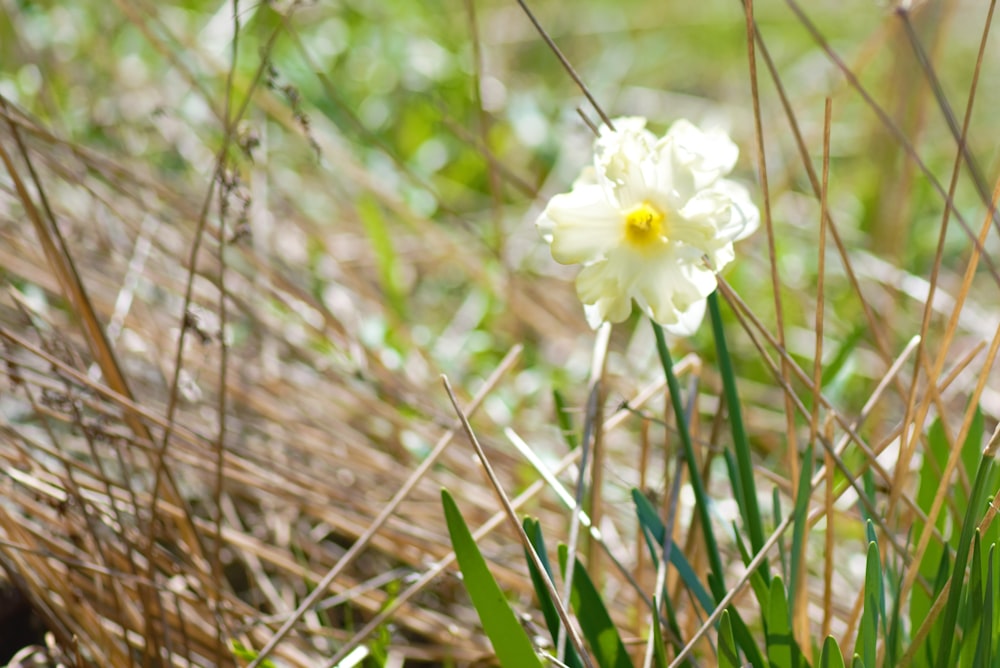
[537,117,759,335]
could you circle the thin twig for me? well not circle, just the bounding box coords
[514,0,614,129]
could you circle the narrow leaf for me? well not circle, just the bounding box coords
[632,489,715,615]
[936,453,996,667]
[774,487,788,581]
[854,540,880,668]
[553,389,579,450]
[961,532,985,667]
[523,518,582,668]
[733,525,770,614]
[765,575,801,668]
[719,610,741,668]
[558,545,631,668]
[650,596,668,668]
[652,321,727,593]
[441,490,543,668]
[709,293,767,564]
[357,195,406,319]
[631,489,765,668]
[819,636,846,668]
[973,544,994,668]
[788,444,814,616]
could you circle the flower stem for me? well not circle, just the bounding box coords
[708,292,767,563]
[651,319,725,597]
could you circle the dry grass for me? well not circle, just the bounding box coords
[1,0,999,666]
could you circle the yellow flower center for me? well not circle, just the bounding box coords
[623,202,666,249]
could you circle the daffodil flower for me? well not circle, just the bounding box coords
[537,117,759,335]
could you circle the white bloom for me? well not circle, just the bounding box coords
[537,117,759,335]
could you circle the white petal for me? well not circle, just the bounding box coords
[538,184,623,265]
[572,166,599,189]
[650,150,687,208]
[661,298,707,337]
[659,119,739,191]
[707,242,736,272]
[673,189,732,248]
[583,294,633,327]
[536,116,755,337]
[595,118,657,168]
[713,179,760,241]
[632,252,716,328]
[594,118,658,206]
[576,262,634,325]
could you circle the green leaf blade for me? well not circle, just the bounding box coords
[766,575,801,668]
[819,636,846,668]
[719,610,741,668]
[442,490,543,668]
[558,545,630,668]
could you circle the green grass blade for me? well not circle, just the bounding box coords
[229,640,277,668]
[733,524,771,614]
[960,411,987,508]
[658,581,686,656]
[765,575,802,668]
[936,453,996,668]
[788,444,814,614]
[724,450,747,543]
[821,325,865,388]
[773,487,788,580]
[923,547,954,665]
[522,518,582,668]
[356,194,407,319]
[651,595,668,668]
[558,545,631,668]
[961,532,985,667]
[819,636,846,668]
[864,514,877,547]
[854,538,880,668]
[632,490,765,668]
[441,490,543,668]
[553,389,579,450]
[708,292,767,562]
[974,544,995,668]
[859,472,878,540]
[993,544,1000,668]
[885,546,905,666]
[719,610,741,668]
[632,489,715,614]
[986,499,1000,569]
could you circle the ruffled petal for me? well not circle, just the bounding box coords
[707,242,736,272]
[712,179,760,242]
[631,248,716,331]
[658,120,739,192]
[594,118,658,180]
[672,189,733,248]
[576,261,634,326]
[538,184,623,265]
[536,116,756,335]
[594,117,659,208]
[661,298,707,337]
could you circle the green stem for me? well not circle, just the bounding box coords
[708,292,767,562]
[652,319,725,596]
